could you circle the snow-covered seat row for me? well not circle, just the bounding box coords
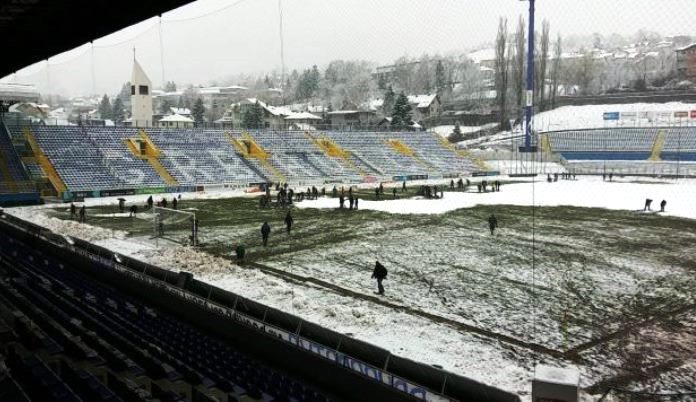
[147,129,265,185]
[7,126,478,191]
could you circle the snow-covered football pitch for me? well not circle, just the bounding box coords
[9,175,696,398]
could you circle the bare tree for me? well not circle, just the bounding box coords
[512,16,526,117]
[550,34,562,109]
[494,17,509,129]
[576,49,595,95]
[537,20,550,111]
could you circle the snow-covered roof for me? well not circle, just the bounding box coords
[241,98,293,117]
[468,48,495,63]
[169,107,191,115]
[479,66,495,73]
[285,112,322,120]
[676,43,696,52]
[407,94,437,108]
[198,85,248,95]
[561,52,583,59]
[159,113,193,123]
[362,98,384,111]
[327,110,360,115]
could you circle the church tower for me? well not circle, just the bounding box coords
[130,58,153,127]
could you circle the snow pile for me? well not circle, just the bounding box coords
[8,206,130,242]
[533,102,696,132]
[297,177,696,219]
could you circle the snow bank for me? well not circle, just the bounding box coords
[297,176,696,220]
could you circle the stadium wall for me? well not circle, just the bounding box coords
[0,213,520,402]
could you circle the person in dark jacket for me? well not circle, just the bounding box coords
[147,195,153,209]
[372,260,388,295]
[660,199,667,212]
[261,222,271,246]
[349,193,354,210]
[339,194,345,209]
[129,205,138,217]
[392,187,397,199]
[172,197,178,210]
[375,187,380,200]
[235,244,245,264]
[70,202,76,219]
[402,180,406,192]
[644,198,653,211]
[284,212,294,234]
[354,197,359,210]
[79,205,86,223]
[488,214,498,235]
[162,198,168,208]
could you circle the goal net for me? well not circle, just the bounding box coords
[152,207,198,246]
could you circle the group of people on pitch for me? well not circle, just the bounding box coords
[69,194,183,223]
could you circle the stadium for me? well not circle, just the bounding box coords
[2,1,696,402]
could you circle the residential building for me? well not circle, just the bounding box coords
[158,113,194,128]
[677,43,696,79]
[327,110,377,129]
[407,94,441,121]
[228,98,293,129]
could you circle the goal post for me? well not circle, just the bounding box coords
[152,206,198,246]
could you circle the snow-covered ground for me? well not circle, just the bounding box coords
[533,102,696,132]
[7,176,696,399]
[296,176,696,220]
[431,123,499,138]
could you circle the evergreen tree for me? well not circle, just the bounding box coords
[383,86,395,116]
[177,97,185,108]
[309,65,321,96]
[164,81,177,92]
[159,98,173,114]
[111,98,125,123]
[390,92,413,129]
[192,97,206,125]
[98,94,112,120]
[448,122,463,143]
[242,101,265,129]
[118,82,131,105]
[435,60,447,95]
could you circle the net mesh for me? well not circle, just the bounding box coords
[152,206,196,245]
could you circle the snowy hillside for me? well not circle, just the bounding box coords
[533,102,696,132]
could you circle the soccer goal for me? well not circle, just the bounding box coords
[152,206,198,246]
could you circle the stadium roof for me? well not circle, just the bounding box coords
[0,83,40,103]
[0,0,195,78]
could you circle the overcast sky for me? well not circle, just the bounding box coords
[4,0,695,97]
